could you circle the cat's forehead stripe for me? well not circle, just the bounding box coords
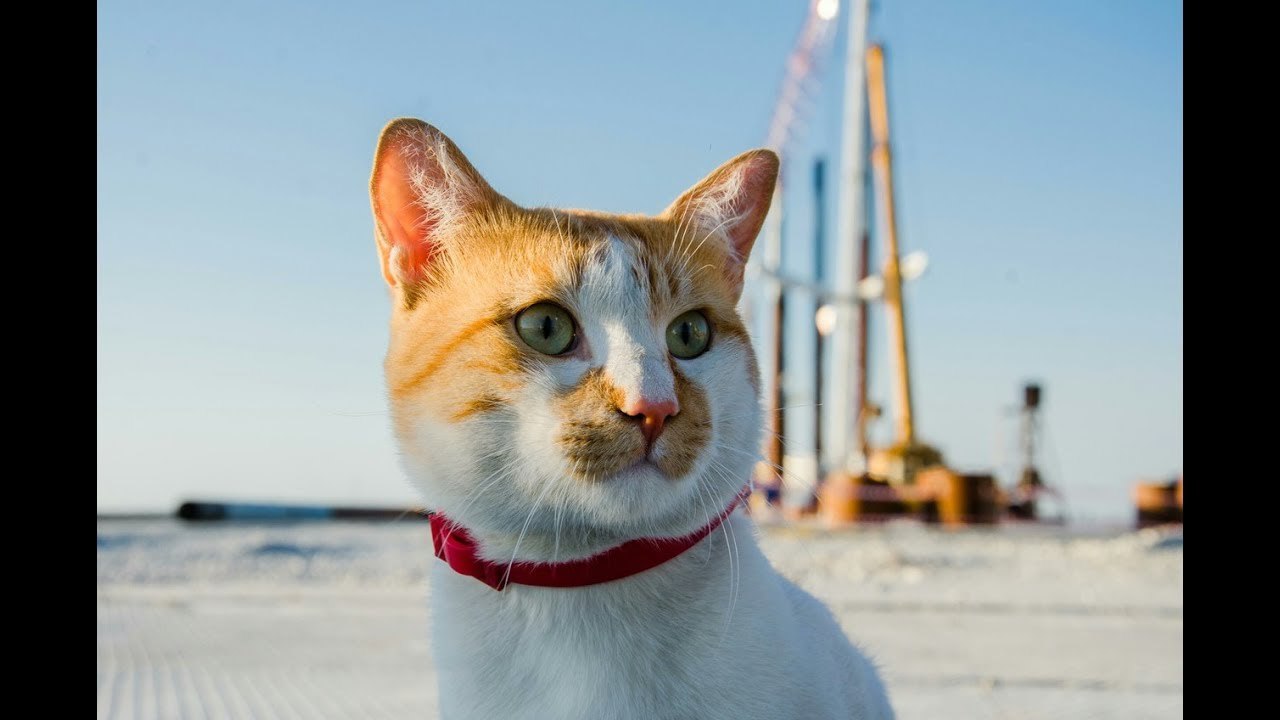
[564,213,709,303]
[575,229,704,314]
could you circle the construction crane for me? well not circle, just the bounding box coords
[861,44,944,487]
[757,3,1016,525]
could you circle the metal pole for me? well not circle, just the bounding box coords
[866,43,915,447]
[771,287,787,489]
[759,181,786,501]
[813,157,827,476]
[855,227,870,465]
[829,0,872,473]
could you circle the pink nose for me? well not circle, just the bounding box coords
[620,397,679,448]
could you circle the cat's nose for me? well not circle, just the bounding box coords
[620,397,679,449]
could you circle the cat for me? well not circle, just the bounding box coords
[368,117,895,720]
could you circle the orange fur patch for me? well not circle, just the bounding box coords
[550,365,711,482]
[654,368,712,479]
[554,368,646,482]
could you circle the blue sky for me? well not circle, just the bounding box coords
[98,0,1181,520]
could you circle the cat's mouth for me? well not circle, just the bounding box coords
[607,449,699,484]
[621,456,665,477]
[572,452,676,485]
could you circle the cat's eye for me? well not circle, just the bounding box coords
[516,303,577,356]
[666,310,711,359]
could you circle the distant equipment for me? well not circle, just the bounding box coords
[1006,383,1054,520]
[1133,475,1183,528]
[819,43,1011,527]
[757,3,1079,527]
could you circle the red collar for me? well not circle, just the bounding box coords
[429,486,752,591]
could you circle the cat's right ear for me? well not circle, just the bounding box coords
[369,118,499,289]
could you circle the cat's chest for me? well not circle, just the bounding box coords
[427,549,757,719]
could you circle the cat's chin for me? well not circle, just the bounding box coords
[611,458,671,482]
[593,458,708,503]
[571,459,739,536]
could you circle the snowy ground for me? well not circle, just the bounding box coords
[97,517,1182,719]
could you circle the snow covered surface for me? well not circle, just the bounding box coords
[98,518,1182,719]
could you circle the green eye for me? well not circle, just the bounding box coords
[666,310,711,359]
[516,303,577,356]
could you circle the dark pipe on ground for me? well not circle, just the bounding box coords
[176,501,426,521]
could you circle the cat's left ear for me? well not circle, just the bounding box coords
[369,118,501,290]
[662,149,779,296]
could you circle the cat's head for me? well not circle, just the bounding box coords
[369,118,777,547]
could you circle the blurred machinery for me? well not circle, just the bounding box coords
[1133,475,1183,528]
[831,42,1098,527]
[754,3,1093,527]
[817,43,999,527]
[1006,384,1045,519]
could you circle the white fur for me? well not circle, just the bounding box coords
[681,162,759,267]
[431,515,894,720]
[394,235,895,719]
[588,237,679,413]
[688,164,750,239]
[404,130,480,235]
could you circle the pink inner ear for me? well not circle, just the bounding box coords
[724,154,778,264]
[375,146,439,287]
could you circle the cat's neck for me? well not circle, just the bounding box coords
[430,488,749,590]
[432,512,761,604]
[435,488,752,569]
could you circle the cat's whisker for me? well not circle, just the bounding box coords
[549,208,565,242]
[696,456,747,630]
[383,506,429,525]
[711,441,812,490]
[770,403,823,413]
[711,440,839,512]
[667,199,695,268]
[703,459,743,640]
[690,475,716,542]
[552,487,564,565]
[690,471,732,627]
[743,421,790,442]
[502,467,559,588]
[722,500,742,640]
[442,458,522,547]
[676,215,733,279]
[670,199,709,287]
